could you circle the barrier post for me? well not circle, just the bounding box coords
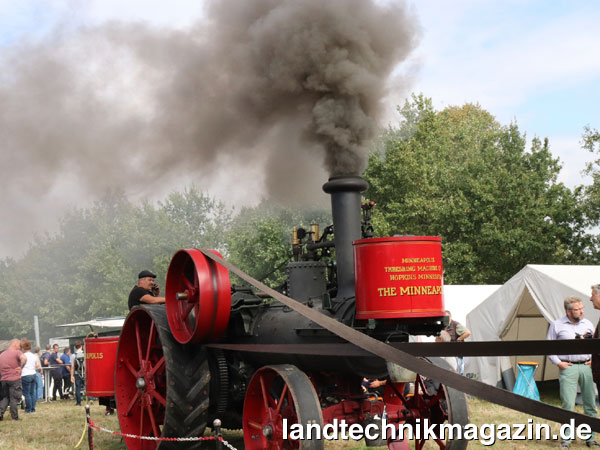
[85,405,94,450]
[213,419,223,450]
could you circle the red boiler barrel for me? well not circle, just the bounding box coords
[354,236,445,320]
[84,336,119,397]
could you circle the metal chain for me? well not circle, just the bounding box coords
[88,420,238,447]
[220,438,238,450]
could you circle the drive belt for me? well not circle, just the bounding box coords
[205,339,599,357]
[199,249,600,432]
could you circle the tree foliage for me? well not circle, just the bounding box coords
[0,187,231,343]
[226,203,331,288]
[364,95,595,283]
[581,125,600,222]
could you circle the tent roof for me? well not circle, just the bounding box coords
[528,264,600,293]
[465,264,600,386]
[56,317,125,329]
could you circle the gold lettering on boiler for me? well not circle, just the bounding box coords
[378,256,442,297]
[377,285,442,297]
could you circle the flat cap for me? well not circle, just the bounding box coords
[138,270,157,279]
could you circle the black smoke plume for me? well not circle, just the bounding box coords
[0,0,419,256]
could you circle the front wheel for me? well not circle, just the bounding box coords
[243,364,324,450]
[385,357,469,450]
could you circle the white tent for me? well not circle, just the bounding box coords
[443,285,501,326]
[465,265,600,387]
[416,285,501,343]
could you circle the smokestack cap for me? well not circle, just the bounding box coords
[323,175,368,194]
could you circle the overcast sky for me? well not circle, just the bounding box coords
[0,0,599,259]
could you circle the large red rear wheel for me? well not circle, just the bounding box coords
[243,365,324,450]
[166,249,231,344]
[115,305,210,449]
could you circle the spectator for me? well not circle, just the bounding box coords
[0,339,26,420]
[547,296,599,449]
[40,344,51,367]
[444,310,471,342]
[61,347,72,399]
[71,341,85,406]
[444,310,471,375]
[33,346,43,401]
[48,344,64,401]
[20,338,40,414]
[128,270,165,310]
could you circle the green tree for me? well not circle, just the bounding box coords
[581,125,600,222]
[364,94,592,284]
[0,187,232,343]
[227,203,331,288]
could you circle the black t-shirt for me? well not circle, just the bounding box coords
[128,285,153,311]
[49,352,62,376]
[41,351,51,367]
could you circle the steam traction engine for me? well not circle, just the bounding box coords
[97,176,469,450]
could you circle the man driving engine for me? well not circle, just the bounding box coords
[128,270,165,310]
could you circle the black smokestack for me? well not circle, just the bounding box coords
[0,0,419,256]
[323,175,368,303]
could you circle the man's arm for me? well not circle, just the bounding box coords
[455,322,471,341]
[140,294,165,305]
[457,329,471,341]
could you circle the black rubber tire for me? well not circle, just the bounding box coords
[427,356,469,450]
[133,305,211,449]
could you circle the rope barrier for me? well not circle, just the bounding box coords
[83,411,238,449]
[74,410,88,448]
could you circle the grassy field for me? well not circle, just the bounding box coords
[0,386,595,449]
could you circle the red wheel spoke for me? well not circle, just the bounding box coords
[124,359,138,379]
[247,420,263,430]
[145,321,156,362]
[151,389,167,408]
[148,356,165,378]
[124,390,142,417]
[146,403,161,438]
[182,303,196,321]
[259,375,273,411]
[424,390,444,409]
[135,320,144,368]
[139,400,145,438]
[183,276,194,291]
[274,384,288,416]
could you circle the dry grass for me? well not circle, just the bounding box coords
[0,399,122,450]
[0,386,595,449]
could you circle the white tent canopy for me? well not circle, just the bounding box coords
[443,285,501,326]
[415,285,500,343]
[465,265,600,387]
[57,317,125,330]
